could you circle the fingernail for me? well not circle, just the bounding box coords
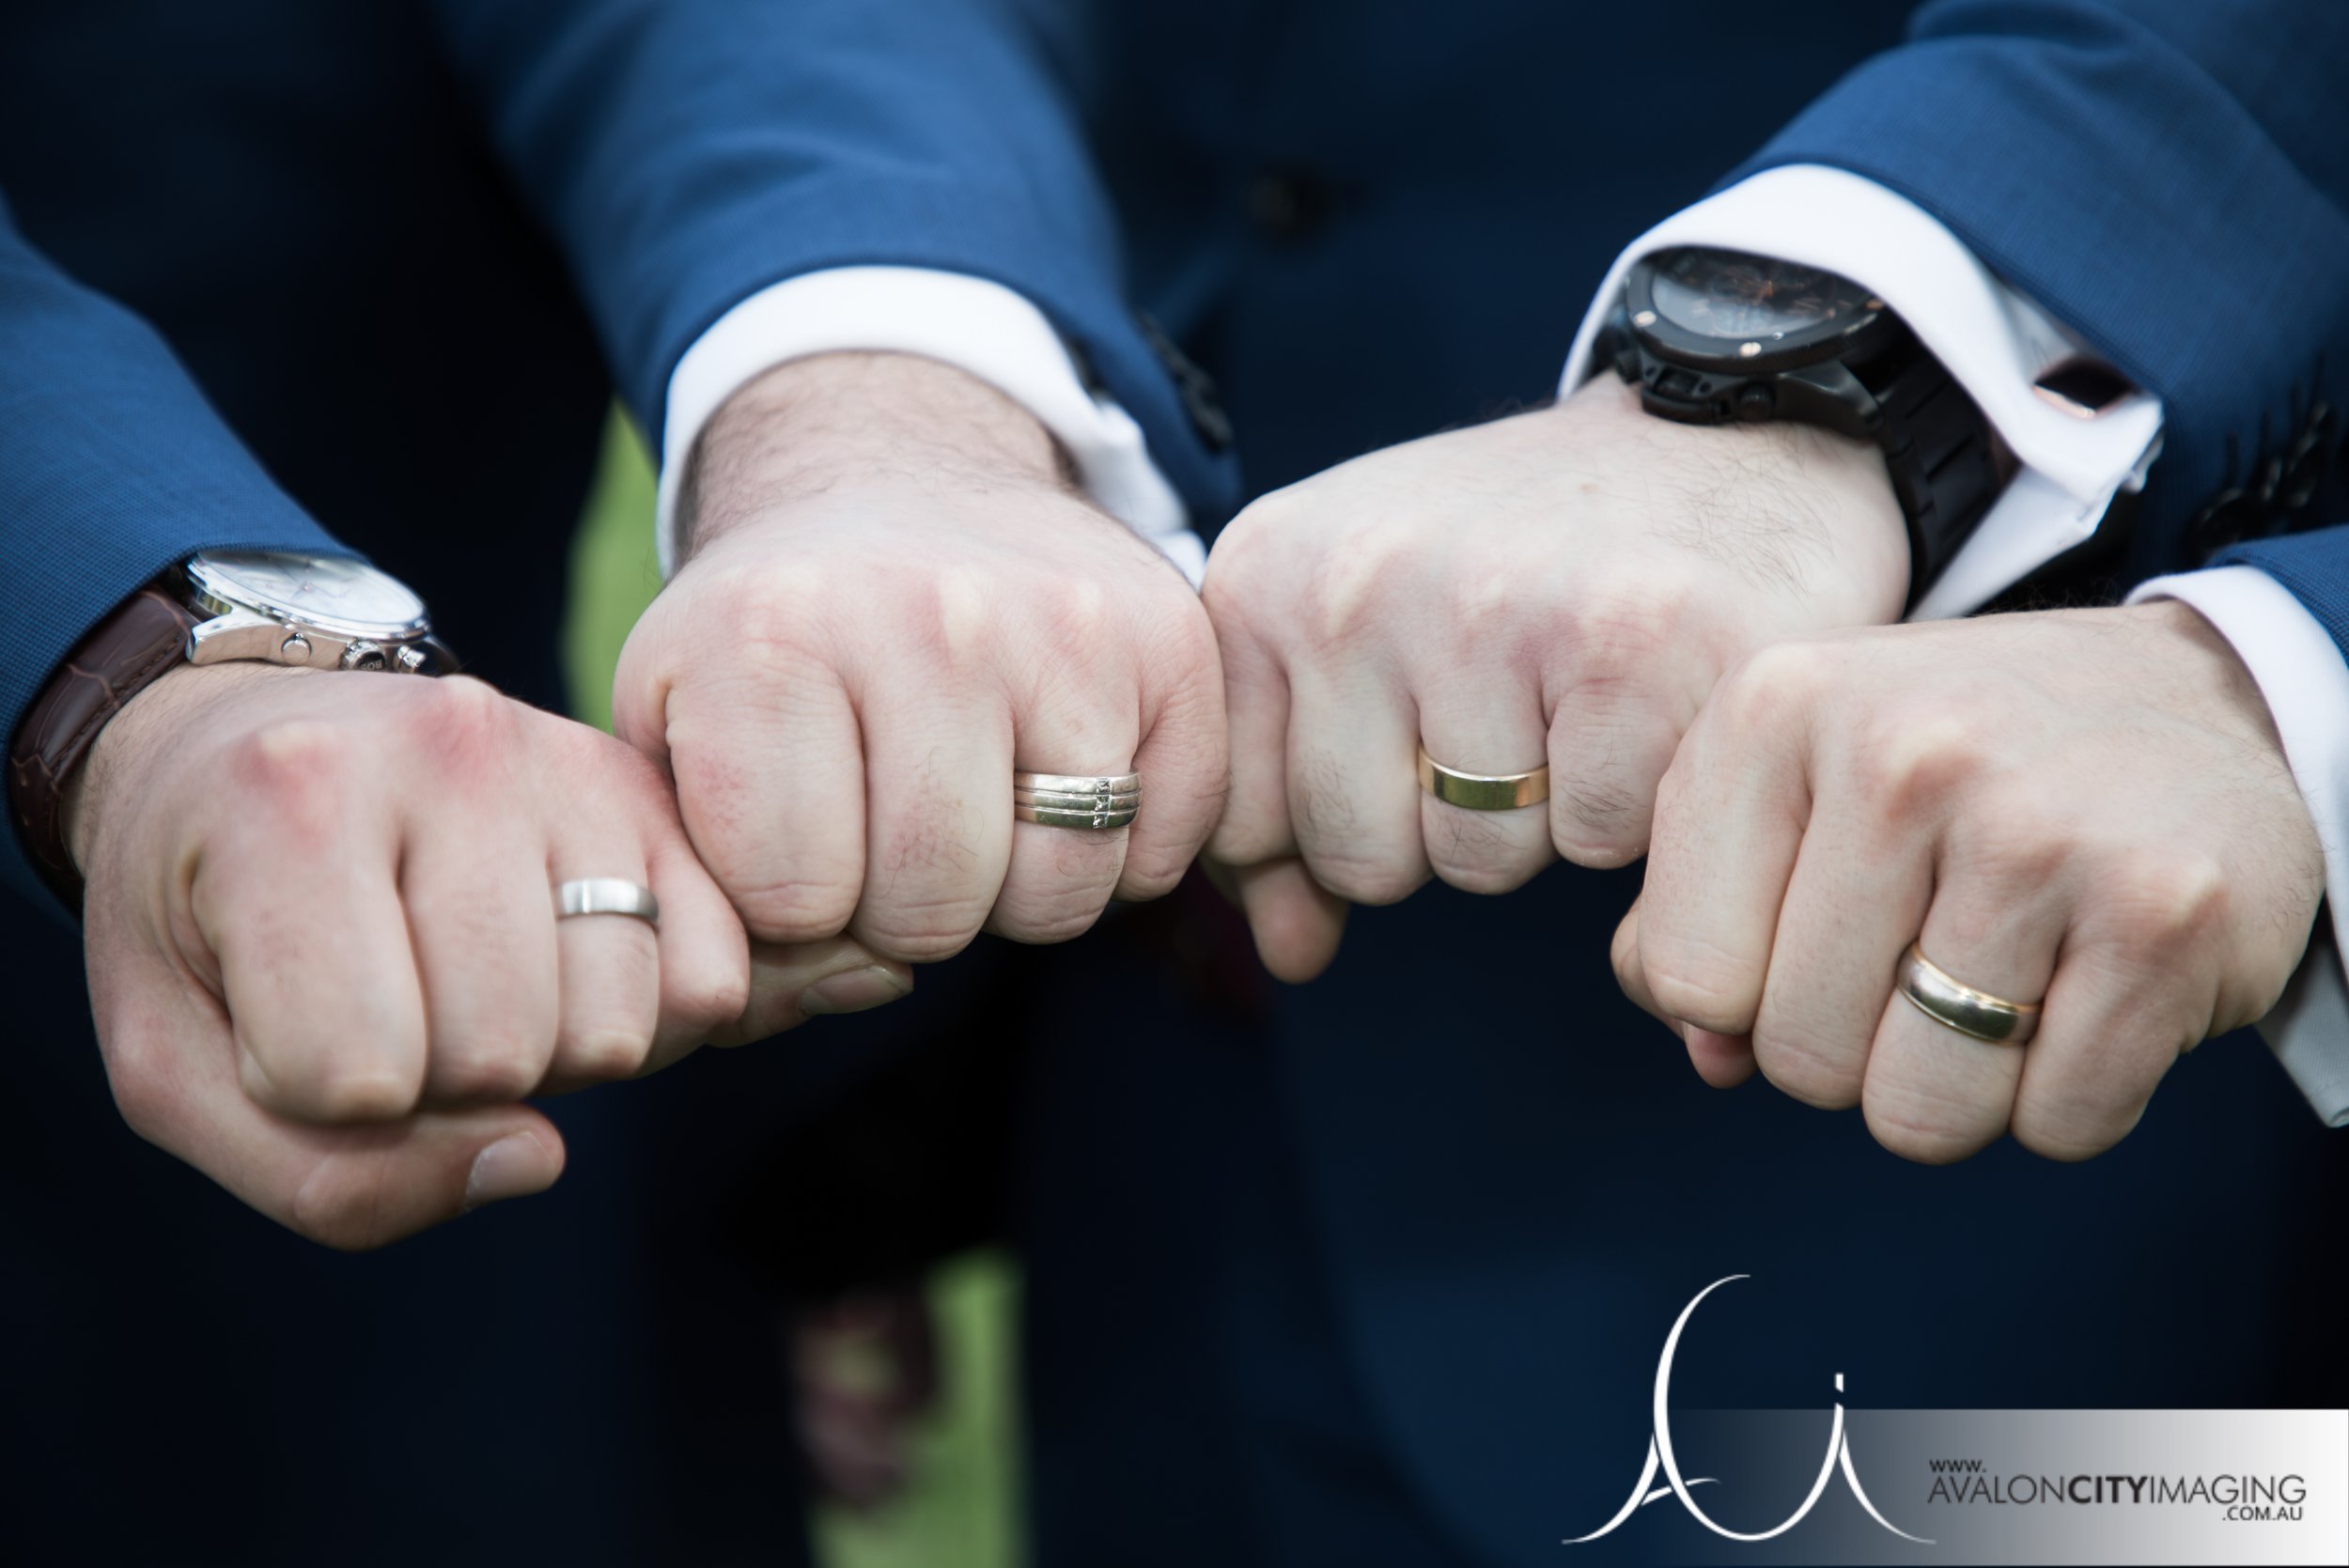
[463,1132,558,1213]
[800,965,912,1017]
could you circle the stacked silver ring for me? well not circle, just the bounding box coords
[1014,769,1141,831]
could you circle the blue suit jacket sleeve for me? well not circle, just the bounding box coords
[1728,0,2349,600]
[0,191,348,913]
[424,0,1237,520]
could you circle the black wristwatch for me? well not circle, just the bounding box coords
[1594,246,2000,603]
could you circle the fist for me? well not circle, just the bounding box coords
[71,660,893,1250]
[615,352,1225,964]
[1203,375,1908,978]
[1618,602,2325,1162]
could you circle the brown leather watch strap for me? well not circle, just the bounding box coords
[8,582,197,906]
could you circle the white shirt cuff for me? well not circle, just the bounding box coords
[1559,163,2167,619]
[656,266,1202,584]
[2130,566,2349,1127]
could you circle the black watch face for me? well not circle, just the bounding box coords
[1640,247,1879,357]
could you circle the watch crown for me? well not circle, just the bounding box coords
[339,640,387,672]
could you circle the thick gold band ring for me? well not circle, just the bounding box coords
[1895,941,2042,1045]
[1416,747,1549,811]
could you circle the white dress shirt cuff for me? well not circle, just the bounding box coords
[656,266,1202,584]
[2130,567,2349,1127]
[1560,163,2166,618]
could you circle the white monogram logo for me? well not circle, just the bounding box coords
[1565,1275,1932,1546]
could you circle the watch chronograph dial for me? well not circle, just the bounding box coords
[1647,248,1875,345]
[188,551,427,634]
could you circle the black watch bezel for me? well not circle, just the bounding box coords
[1623,246,1901,376]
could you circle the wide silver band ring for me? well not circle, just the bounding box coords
[1895,941,2041,1045]
[1013,769,1141,831]
[1015,785,1142,810]
[1014,802,1139,831]
[555,877,661,926]
[1014,769,1141,798]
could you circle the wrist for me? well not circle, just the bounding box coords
[679,351,1074,561]
[1564,376,1911,616]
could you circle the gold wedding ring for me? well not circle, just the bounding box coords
[1895,941,2042,1045]
[1013,769,1141,831]
[1416,748,1549,811]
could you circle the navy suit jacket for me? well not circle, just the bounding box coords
[5,2,2348,1564]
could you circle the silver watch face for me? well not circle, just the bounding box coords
[187,550,428,638]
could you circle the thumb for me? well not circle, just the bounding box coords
[707,937,914,1048]
[132,1027,568,1249]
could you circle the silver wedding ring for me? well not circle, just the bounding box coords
[1895,940,2041,1045]
[555,877,661,926]
[1013,769,1141,831]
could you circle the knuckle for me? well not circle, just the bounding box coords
[429,1043,543,1104]
[227,720,354,834]
[1303,845,1422,907]
[1557,578,1689,685]
[245,1047,414,1123]
[554,1027,652,1084]
[856,896,990,964]
[994,900,1109,946]
[710,565,826,667]
[723,875,861,944]
[669,956,752,1035]
[1423,812,1543,895]
[1713,638,1836,735]
[1549,763,1657,866]
[416,674,512,750]
[1639,939,1762,1033]
[1967,809,2073,893]
[2009,1090,2138,1162]
[1749,1030,1861,1110]
[2104,849,2231,948]
[1851,708,1980,821]
[1862,1087,2000,1166]
[1297,524,1410,657]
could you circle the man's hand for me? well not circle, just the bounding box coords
[614,352,1224,963]
[70,660,899,1250]
[1616,602,2325,1163]
[1203,376,1909,979]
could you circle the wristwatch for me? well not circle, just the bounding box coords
[1594,245,2000,602]
[8,550,445,903]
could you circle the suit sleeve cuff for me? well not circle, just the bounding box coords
[1560,164,2167,618]
[655,266,1201,584]
[2129,565,2349,1127]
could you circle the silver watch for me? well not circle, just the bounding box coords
[183,549,448,674]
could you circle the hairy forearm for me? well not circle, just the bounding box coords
[678,351,1076,564]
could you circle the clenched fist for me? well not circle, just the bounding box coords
[1618,602,2324,1162]
[615,352,1225,963]
[70,660,896,1250]
[1203,375,1909,978]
